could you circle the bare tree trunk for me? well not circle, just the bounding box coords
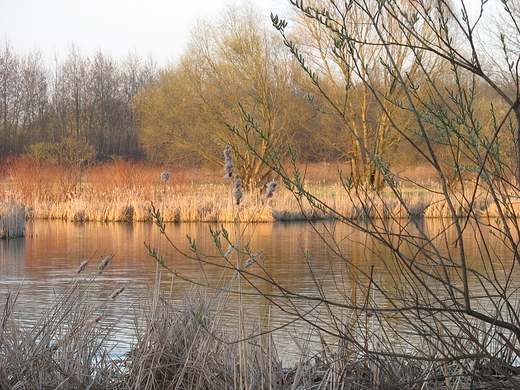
[515,100,520,184]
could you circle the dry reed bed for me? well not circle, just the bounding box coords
[1,158,516,222]
[0,194,26,238]
[20,184,509,222]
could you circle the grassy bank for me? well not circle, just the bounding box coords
[0,158,506,222]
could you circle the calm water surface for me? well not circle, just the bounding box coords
[1,220,356,364]
[0,219,517,365]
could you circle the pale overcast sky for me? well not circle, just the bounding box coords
[0,0,290,66]
[0,0,494,67]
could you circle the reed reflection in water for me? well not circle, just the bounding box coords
[0,218,516,365]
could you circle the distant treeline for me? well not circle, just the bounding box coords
[0,1,515,186]
[0,41,337,167]
[0,44,157,159]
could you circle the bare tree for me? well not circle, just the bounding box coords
[148,0,520,387]
[281,0,458,190]
[60,46,90,139]
[18,52,49,144]
[0,43,23,155]
[137,3,306,186]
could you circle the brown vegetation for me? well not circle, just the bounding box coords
[0,194,25,238]
[0,158,511,223]
[1,2,515,190]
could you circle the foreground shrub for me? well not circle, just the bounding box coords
[3,234,520,389]
[0,253,311,390]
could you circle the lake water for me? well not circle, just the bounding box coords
[0,218,517,366]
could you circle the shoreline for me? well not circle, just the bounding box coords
[22,186,503,223]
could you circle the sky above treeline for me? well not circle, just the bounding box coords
[0,0,290,66]
[0,0,493,67]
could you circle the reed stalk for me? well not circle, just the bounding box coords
[0,195,26,239]
[17,183,509,222]
[0,252,123,388]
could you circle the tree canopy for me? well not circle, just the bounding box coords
[1,0,518,191]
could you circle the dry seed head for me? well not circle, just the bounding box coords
[109,286,126,300]
[265,181,277,199]
[223,144,235,179]
[69,315,104,338]
[233,174,243,205]
[244,249,265,269]
[83,315,103,330]
[224,245,233,259]
[233,187,243,205]
[98,255,114,274]
[234,174,242,188]
[76,259,89,274]
[161,171,170,183]
[244,257,255,269]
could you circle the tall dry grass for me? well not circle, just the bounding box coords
[0,157,511,222]
[0,253,334,390]
[0,253,121,389]
[121,283,287,390]
[4,273,504,389]
[0,194,26,239]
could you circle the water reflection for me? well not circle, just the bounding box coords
[0,237,26,278]
[1,220,358,364]
[0,219,518,365]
